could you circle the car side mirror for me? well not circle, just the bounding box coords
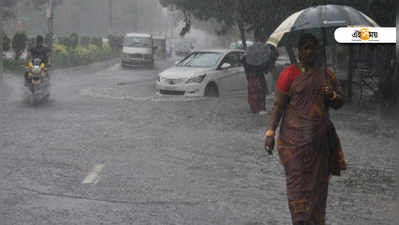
[220,63,231,69]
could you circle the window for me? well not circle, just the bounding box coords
[222,52,243,67]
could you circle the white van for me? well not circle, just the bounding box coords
[121,33,156,68]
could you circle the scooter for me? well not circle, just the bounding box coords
[25,58,50,104]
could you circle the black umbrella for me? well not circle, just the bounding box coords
[267,4,379,48]
[266,4,379,88]
[245,42,276,67]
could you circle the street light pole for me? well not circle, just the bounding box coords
[108,0,112,34]
[0,20,4,85]
[47,0,54,67]
[47,0,54,50]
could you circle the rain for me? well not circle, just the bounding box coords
[0,0,397,225]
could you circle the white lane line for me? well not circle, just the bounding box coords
[82,164,104,184]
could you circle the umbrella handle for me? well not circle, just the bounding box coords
[322,27,328,82]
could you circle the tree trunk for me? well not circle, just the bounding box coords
[253,25,265,43]
[0,21,4,84]
[237,21,247,50]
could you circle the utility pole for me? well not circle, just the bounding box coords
[0,20,4,85]
[47,0,54,50]
[108,0,112,34]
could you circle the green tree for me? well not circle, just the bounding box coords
[80,36,90,48]
[12,32,28,60]
[70,33,79,49]
[2,33,11,52]
[159,0,304,45]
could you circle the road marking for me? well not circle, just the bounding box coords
[82,164,104,184]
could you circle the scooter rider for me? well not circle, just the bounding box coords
[25,35,51,85]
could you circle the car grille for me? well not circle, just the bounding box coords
[160,90,185,95]
[129,53,143,58]
[162,78,185,85]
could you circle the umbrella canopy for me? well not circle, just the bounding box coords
[267,4,379,48]
[245,42,276,67]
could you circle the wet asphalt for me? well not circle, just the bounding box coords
[0,59,397,225]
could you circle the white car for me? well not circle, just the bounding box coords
[156,49,247,97]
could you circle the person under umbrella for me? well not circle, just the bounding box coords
[243,42,278,114]
[264,33,346,225]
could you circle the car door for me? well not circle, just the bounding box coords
[215,52,244,94]
[231,51,247,93]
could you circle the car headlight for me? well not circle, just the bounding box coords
[186,74,206,84]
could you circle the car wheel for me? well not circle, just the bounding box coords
[205,83,219,97]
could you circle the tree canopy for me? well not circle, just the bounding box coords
[159,0,395,45]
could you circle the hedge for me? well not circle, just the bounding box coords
[52,42,113,67]
[3,32,121,72]
[12,32,27,60]
[2,33,11,52]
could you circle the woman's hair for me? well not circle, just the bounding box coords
[297,33,319,49]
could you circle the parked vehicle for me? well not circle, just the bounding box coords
[121,33,157,68]
[156,49,246,97]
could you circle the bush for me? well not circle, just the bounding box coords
[52,44,69,66]
[90,37,103,48]
[2,33,11,52]
[51,40,119,67]
[103,43,111,57]
[53,44,68,56]
[71,47,91,65]
[45,33,53,46]
[80,36,90,48]
[70,33,79,49]
[3,58,25,72]
[108,34,123,51]
[12,32,28,60]
[58,36,72,49]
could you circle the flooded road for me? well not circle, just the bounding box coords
[0,60,396,225]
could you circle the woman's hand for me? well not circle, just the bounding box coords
[320,82,334,100]
[265,135,275,155]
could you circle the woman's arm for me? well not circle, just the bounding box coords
[268,90,289,131]
[327,70,345,110]
[264,90,289,154]
[265,66,295,154]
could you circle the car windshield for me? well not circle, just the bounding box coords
[177,52,223,68]
[124,36,152,48]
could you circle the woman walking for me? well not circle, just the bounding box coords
[245,65,267,114]
[264,33,347,225]
[243,43,277,114]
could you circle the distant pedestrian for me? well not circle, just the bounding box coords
[264,33,347,225]
[243,43,278,114]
